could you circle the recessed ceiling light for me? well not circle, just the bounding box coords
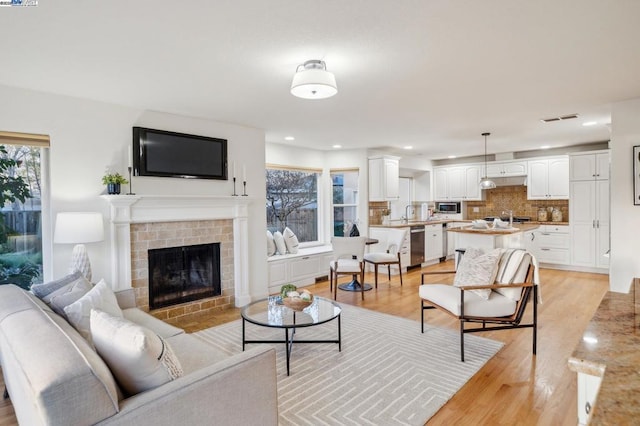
[403,146,413,150]
[284,136,295,141]
[332,144,342,149]
[540,145,551,150]
[582,121,597,127]
[448,155,457,159]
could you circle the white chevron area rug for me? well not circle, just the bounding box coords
[193,304,503,426]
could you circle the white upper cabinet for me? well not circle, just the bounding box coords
[433,168,449,200]
[527,157,569,199]
[485,160,527,178]
[369,156,400,201]
[434,165,482,201]
[570,152,610,181]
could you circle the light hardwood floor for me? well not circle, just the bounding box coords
[0,261,609,425]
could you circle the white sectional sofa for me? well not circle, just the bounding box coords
[0,284,278,425]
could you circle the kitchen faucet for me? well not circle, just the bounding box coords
[404,205,414,224]
[502,209,513,227]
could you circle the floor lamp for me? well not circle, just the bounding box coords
[54,212,104,281]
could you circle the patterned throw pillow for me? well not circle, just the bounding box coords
[43,274,94,316]
[31,270,84,298]
[453,248,501,300]
[267,230,276,256]
[90,309,183,396]
[283,227,299,254]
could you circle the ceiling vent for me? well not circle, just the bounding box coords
[541,114,579,123]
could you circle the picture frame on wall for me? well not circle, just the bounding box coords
[634,145,640,205]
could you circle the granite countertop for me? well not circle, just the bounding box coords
[371,220,568,229]
[446,223,540,234]
[369,219,468,228]
[567,279,640,424]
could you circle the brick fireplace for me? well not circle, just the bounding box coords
[102,195,251,323]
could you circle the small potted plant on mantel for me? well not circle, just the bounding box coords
[102,170,128,195]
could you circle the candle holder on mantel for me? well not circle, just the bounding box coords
[242,180,248,196]
[232,177,238,196]
[126,167,135,195]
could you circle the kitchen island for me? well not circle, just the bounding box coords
[567,279,640,425]
[447,223,540,251]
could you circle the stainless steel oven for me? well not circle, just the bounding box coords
[435,201,461,214]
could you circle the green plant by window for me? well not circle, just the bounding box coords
[101,172,128,185]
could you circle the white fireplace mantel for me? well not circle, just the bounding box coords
[101,194,252,307]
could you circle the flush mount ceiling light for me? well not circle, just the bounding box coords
[290,59,337,99]
[479,132,496,190]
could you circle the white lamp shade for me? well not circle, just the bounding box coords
[291,68,338,99]
[54,212,104,244]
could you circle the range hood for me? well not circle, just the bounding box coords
[489,176,527,187]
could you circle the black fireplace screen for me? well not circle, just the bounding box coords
[148,243,221,309]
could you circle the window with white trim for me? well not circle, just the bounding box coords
[266,166,320,244]
[0,131,49,289]
[331,169,359,236]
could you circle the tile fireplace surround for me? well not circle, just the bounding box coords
[101,195,251,322]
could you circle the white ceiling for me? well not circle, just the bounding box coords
[1,0,639,160]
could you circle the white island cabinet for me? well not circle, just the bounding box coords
[448,224,539,252]
[424,223,443,261]
[577,372,602,425]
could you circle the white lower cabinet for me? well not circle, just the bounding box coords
[267,248,333,293]
[528,225,570,265]
[424,224,443,261]
[577,372,602,425]
[570,180,610,270]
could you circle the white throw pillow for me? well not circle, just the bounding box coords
[44,274,94,316]
[90,309,183,396]
[64,279,123,341]
[273,231,287,255]
[454,248,501,300]
[266,230,276,256]
[283,227,299,254]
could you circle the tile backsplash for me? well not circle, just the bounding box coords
[465,185,569,221]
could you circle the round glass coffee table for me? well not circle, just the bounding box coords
[241,296,342,376]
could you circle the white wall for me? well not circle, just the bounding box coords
[0,84,268,299]
[610,97,640,293]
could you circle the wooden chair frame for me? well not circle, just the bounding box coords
[420,266,538,362]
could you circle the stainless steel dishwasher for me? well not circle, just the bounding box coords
[410,225,425,266]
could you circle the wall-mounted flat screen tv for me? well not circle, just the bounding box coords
[133,127,227,180]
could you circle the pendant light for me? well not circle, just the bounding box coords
[479,132,496,189]
[290,60,338,99]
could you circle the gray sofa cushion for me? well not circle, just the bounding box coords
[165,333,229,374]
[0,285,120,425]
[122,308,184,339]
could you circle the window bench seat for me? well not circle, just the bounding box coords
[267,245,333,293]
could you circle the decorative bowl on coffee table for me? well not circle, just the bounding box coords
[283,295,314,311]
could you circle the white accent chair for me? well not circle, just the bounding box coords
[329,236,367,300]
[419,248,539,362]
[363,228,407,289]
